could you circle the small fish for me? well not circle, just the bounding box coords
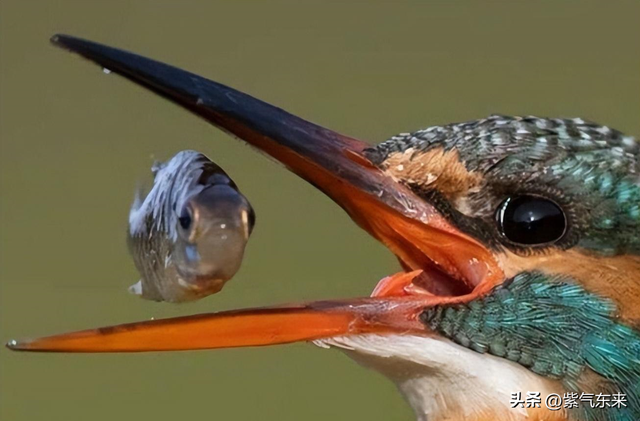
[128,150,255,303]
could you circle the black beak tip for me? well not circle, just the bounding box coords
[50,33,76,50]
[50,34,110,63]
[50,33,61,45]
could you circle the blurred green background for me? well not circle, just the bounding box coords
[1,1,638,420]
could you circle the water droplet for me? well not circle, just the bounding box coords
[8,339,17,347]
[102,67,112,75]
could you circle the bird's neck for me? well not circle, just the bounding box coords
[316,334,566,421]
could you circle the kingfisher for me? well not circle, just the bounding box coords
[7,35,640,421]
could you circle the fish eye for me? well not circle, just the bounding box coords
[496,195,566,246]
[178,206,193,231]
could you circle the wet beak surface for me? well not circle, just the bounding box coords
[7,35,504,353]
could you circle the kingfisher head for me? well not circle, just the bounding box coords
[365,116,639,313]
[8,35,639,421]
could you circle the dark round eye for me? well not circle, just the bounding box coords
[178,208,192,230]
[496,195,566,245]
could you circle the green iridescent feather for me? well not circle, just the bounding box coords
[421,272,640,421]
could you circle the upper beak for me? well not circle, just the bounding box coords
[6,35,503,353]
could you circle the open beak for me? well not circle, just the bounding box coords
[6,35,504,353]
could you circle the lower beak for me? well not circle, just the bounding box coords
[6,35,503,353]
[8,296,430,353]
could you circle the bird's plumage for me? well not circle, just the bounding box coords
[422,271,640,421]
[318,333,564,421]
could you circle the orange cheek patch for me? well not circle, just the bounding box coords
[381,147,483,200]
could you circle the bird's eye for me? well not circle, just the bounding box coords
[178,207,192,231]
[496,195,566,245]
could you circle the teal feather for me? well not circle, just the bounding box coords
[421,272,640,421]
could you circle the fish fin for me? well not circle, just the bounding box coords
[128,181,148,232]
[150,157,164,177]
[131,186,144,212]
[128,280,143,296]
